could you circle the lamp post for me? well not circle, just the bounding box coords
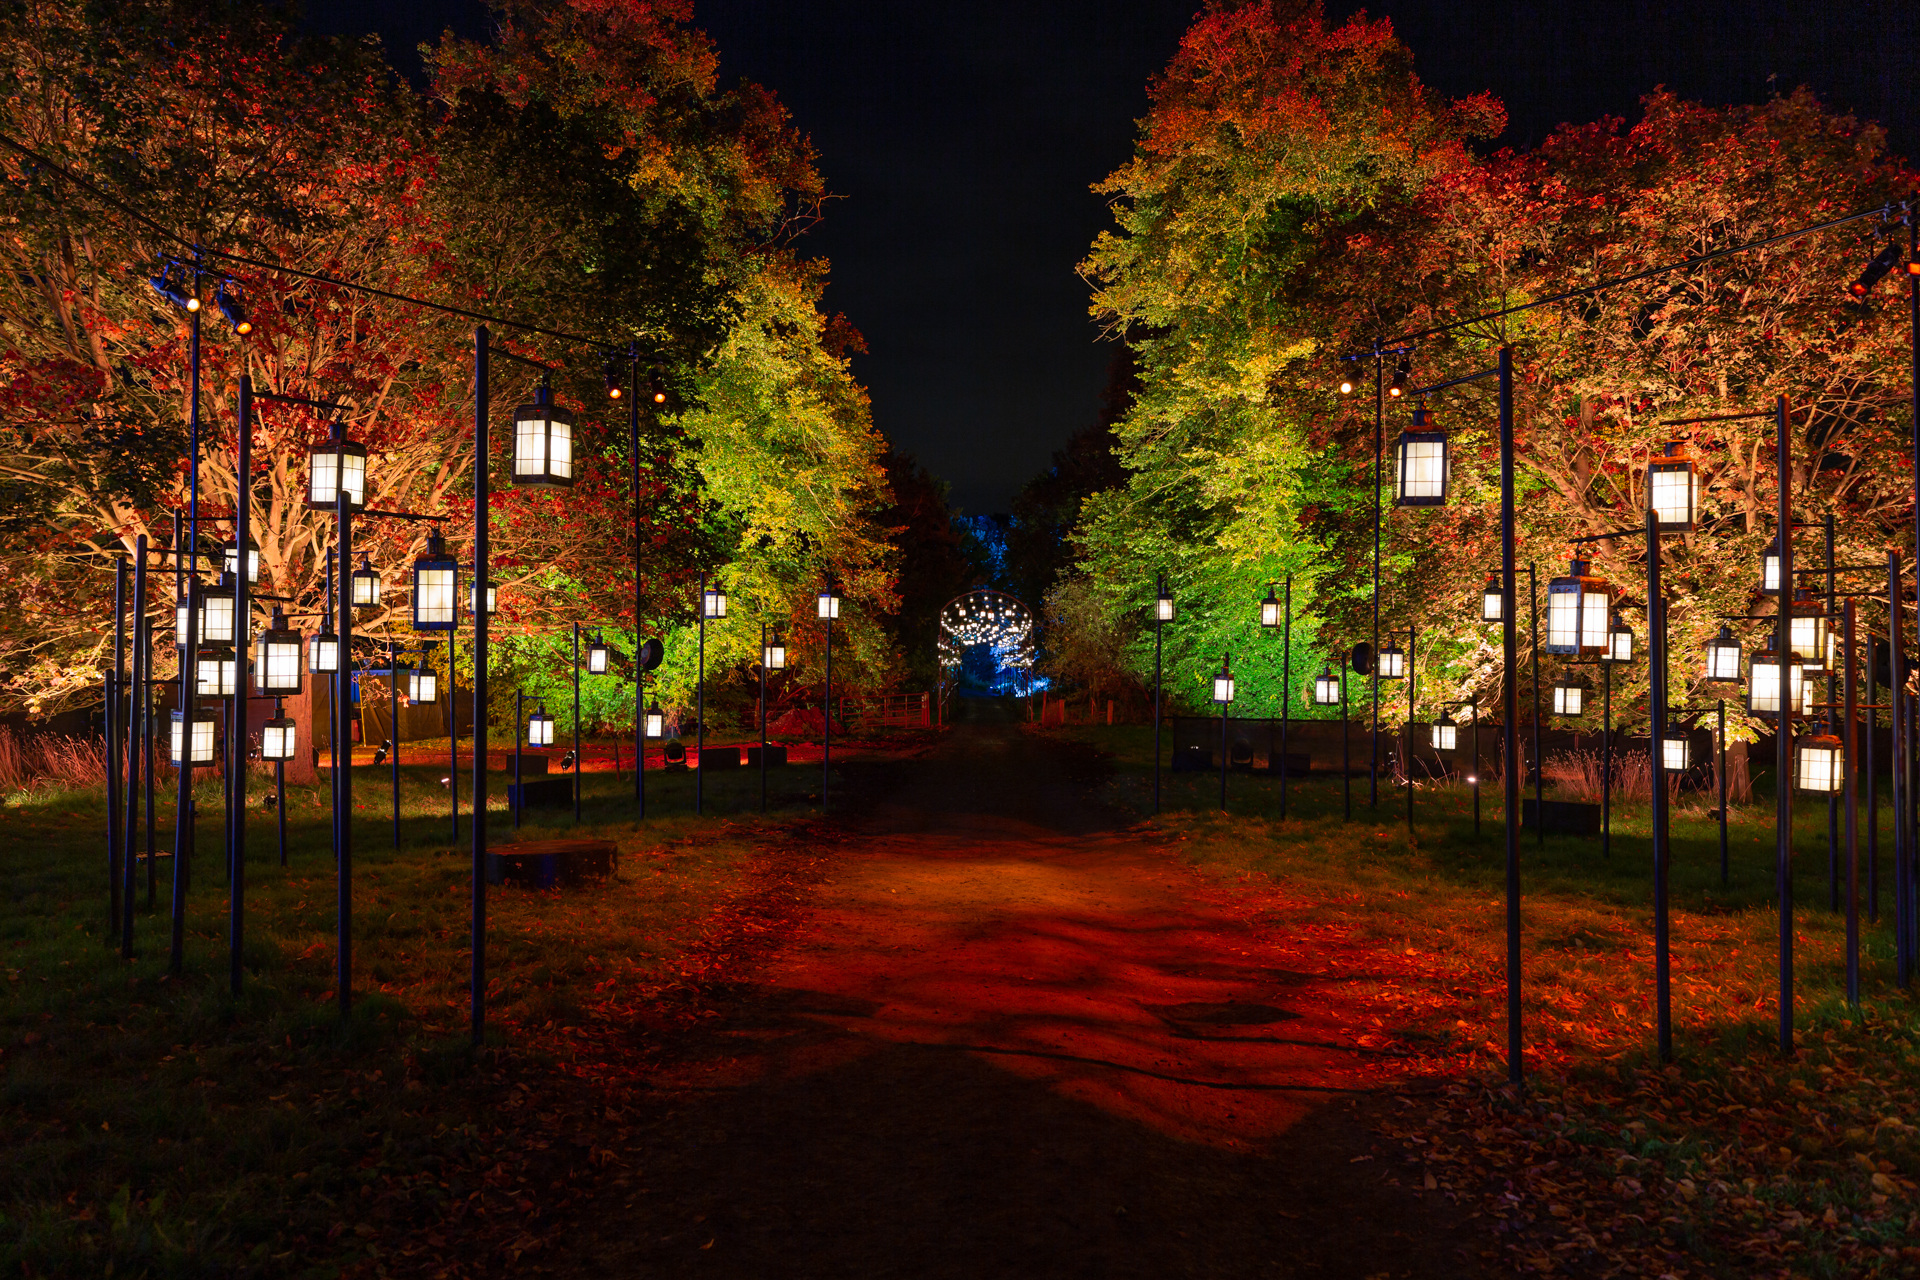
[1212,653,1234,811]
[697,575,726,815]
[1340,344,1412,813]
[819,578,841,812]
[1153,575,1173,813]
[761,622,786,812]
[1260,579,1291,817]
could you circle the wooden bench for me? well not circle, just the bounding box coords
[486,838,617,889]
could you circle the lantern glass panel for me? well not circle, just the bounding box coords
[261,718,297,762]
[469,583,497,615]
[817,590,840,620]
[413,563,456,630]
[176,601,191,648]
[1705,637,1742,681]
[169,710,217,766]
[308,631,340,674]
[586,642,609,674]
[528,712,554,746]
[1155,593,1175,623]
[225,544,261,585]
[255,631,303,694]
[199,588,236,645]
[1761,549,1782,594]
[1259,595,1281,628]
[351,563,381,607]
[1662,734,1691,771]
[703,587,728,619]
[1430,720,1457,752]
[1377,644,1406,679]
[1552,684,1585,716]
[409,669,438,704]
[1795,737,1844,793]
[1212,672,1235,704]
[1746,649,1805,717]
[1481,579,1504,622]
[1789,610,1830,672]
[764,642,787,670]
[644,705,665,739]
[1647,460,1697,529]
[1393,431,1449,506]
[1608,623,1634,664]
[196,650,239,698]
[306,441,367,510]
[512,400,575,486]
[1313,670,1340,705]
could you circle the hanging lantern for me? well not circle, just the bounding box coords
[408,666,438,705]
[1430,712,1458,752]
[254,609,303,695]
[308,625,340,675]
[1312,664,1341,706]
[1544,558,1612,656]
[1155,583,1175,623]
[260,716,298,762]
[1259,586,1281,629]
[1661,726,1693,772]
[1376,641,1406,680]
[817,583,841,620]
[350,555,381,608]
[1760,540,1783,594]
[1745,634,1805,718]
[1212,656,1235,704]
[511,384,574,487]
[176,597,192,648]
[305,422,367,511]
[644,703,666,739]
[701,583,728,620]
[1794,733,1844,793]
[411,530,458,632]
[469,579,497,616]
[1393,404,1449,506]
[225,539,261,585]
[1551,680,1585,716]
[586,634,611,674]
[199,576,237,646]
[1481,574,1504,623]
[764,635,788,670]
[1606,614,1634,664]
[1646,441,1699,531]
[1702,626,1741,681]
[169,707,218,767]
[528,707,555,746]
[196,647,239,698]
[1787,590,1831,673]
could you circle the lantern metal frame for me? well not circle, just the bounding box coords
[1392,404,1449,507]
[304,421,367,512]
[1543,557,1612,656]
[411,530,458,632]
[510,382,575,488]
[1155,584,1175,623]
[1212,659,1236,704]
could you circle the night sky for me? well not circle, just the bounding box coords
[303,1,1917,514]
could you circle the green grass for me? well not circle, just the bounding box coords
[1051,722,1920,1277]
[0,740,839,1278]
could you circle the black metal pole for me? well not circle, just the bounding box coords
[1845,598,1860,1006]
[1371,350,1382,811]
[1719,698,1730,885]
[1154,574,1163,815]
[390,648,401,849]
[1891,552,1909,988]
[449,628,458,842]
[1279,576,1291,820]
[336,454,353,1019]
[1530,563,1542,847]
[1471,694,1480,836]
[1602,660,1612,858]
[1341,656,1351,820]
[231,373,252,996]
[143,614,156,908]
[170,277,202,974]
[1407,622,1416,833]
[514,689,523,830]
[1219,651,1229,812]
[697,573,706,817]
[109,557,125,938]
[471,325,490,1049]
[631,354,644,820]
[823,586,834,815]
[1775,394,1794,1057]
[760,621,769,813]
[1647,507,1671,1063]
[326,551,338,863]
[638,668,647,821]
[573,623,582,823]
[1499,345,1522,1087]
[275,696,287,869]
[1868,626,1879,923]
[122,546,143,958]
[1828,513,1839,910]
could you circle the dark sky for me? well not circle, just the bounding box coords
[305,1,1917,514]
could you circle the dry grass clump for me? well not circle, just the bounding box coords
[1542,747,1651,803]
[0,725,108,792]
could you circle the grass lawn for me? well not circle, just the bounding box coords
[1053,722,1920,1278]
[0,739,843,1278]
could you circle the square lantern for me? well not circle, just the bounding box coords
[254,611,303,695]
[703,584,729,619]
[1760,540,1785,594]
[1606,615,1634,664]
[1313,665,1341,706]
[408,667,438,705]
[169,707,218,766]
[817,585,840,620]
[306,423,367,511]
[1704,626,1741,681]
[1794,733,1844,793]
[176,597,192,648]
[1430,713,1458,752]
[1551,681,1585,716]
[1155,585,1175,623]
[225,540,261,585]
[1393,405,1449,506]
[1745,638,1805,718]
[1376,642,1406,680]
[1661,728,1693,772]
[1212,660,1235,704]
[1787,592,1831,673]
[469,579,498,616]
[1646,442,1699,531]
[1259,587,1281,629]
[411,532,457,631]
[351,555,381,608]
[197,647,239,698]
[1481,574,1504,622]
[308,626,340,675]
[764,636,787,670]
[1544,559,1611,656]
[528,708,555,746]
[644,703,666,738]
[511,385,574,487]
[199,577,237,646]
[261,716,297,762]
[586,635,611,674]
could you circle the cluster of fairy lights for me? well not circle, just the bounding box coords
[938,590,1033,667]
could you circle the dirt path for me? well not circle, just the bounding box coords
[572,724,1477,1278]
